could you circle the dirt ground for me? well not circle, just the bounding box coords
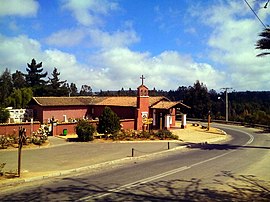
[171,123,229,143]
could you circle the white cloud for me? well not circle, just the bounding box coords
[45,29,86,47]
[45,27,140,50]
[192,0,270,90]
[89,48,226,90]
[61,0,118,26]
[0,33,226,92]
[43,49,93,86]
[0,34,42,70]
[88,29,140,49]
[0,0,39,17]
[0,34,91,88]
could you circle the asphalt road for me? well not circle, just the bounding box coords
[1,124,270,201]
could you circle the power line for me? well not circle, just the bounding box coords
[244,0,267,28]
[264,0,270,9]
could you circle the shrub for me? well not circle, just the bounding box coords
[76,119,95,142]
[8,134,19,145]
[155,130,178,140]
[0,108,10,123]
[140,131,151,139]
[97,106,121,135]
[112,130,127,141]
[0,135,9,149]
[31,134,47,145]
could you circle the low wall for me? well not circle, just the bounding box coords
[0,122,41,136]
[54,119,135,136]
[0,119,136,137]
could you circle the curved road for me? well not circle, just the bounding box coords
[1,124,270,201]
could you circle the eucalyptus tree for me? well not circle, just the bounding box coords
[79,85,92,96]
[7,88,33,109]
[0,68,13,107]
[184,80,211,119]
[69,82,78,96]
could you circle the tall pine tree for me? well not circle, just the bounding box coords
[47,67,68,96]
[25,58,47,96]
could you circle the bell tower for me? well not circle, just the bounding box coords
[136,75,149,130]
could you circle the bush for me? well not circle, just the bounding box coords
[76,119,95,142]
[155,130,178,140]
[140,131,151,139]
[0,108,10,123]
[97,106,121,135]
[112,130,126,141]
[0,135,9,149]
[31,134,47,145]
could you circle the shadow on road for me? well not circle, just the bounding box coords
[1,171,269,201]
[186,142,270,150]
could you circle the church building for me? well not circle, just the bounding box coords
[29,76,190,130]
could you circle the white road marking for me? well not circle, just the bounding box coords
[77,128,255,201]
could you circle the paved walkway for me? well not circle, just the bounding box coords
[0,124,228,189]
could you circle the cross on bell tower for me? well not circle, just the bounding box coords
[140,75,145,85]
[136,74,149,130]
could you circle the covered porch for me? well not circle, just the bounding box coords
[150,101,190,130]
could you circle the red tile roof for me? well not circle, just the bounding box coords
[97,97,137,107]
[151,101,191,109]
[31,96,168,108]
[31,97,105,106]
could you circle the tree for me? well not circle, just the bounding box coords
[69,82,78,96]
[7,88,33,108]
[256,27,270,57]
[0,107,10,123]
[80,85,92,96]
[0,68,13,107]
[167,86,187,101]
[8,89,22,109]
[184,80,211,119]
[97,107,121,135]
[21,88,33,108]
[47,67,68,96]
[12,70,26,89]
[75,119,95,141]
[25,59,47,96]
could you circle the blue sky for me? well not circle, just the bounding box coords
[0,0,269,92]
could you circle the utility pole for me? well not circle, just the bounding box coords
[221,88,232,122]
